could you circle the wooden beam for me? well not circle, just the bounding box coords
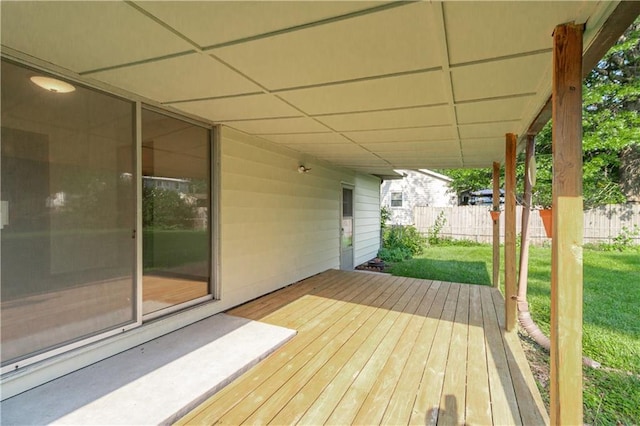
[550,22,584,425]
[527,1,640,136]
[492,162,501,289]
[518,136,535,300]
[504,133,517,332]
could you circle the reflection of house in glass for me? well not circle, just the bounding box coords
[143,176,190,194]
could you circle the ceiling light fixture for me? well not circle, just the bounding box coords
[30,76,75,93]
[298,165,311,173]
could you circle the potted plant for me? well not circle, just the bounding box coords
[533,191,552,238]
[489,205,501,222]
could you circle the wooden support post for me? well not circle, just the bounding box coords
[504,133,517,332]
[550,23,584,425]
[518,135,535,301]
[492,162,501,289]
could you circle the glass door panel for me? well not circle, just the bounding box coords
[141,109,210,315]
[341,187,354,270]
[1,60,136,366]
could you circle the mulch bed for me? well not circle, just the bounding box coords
[355,258,386,273]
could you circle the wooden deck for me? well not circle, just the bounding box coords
[177,270,549,425]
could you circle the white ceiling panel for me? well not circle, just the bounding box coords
[170,94,301,122]
[292,142,371,157]
[461,138,507,154]
[283,146,348,157]
[345,126,457,144]
[2,1,630,175]
[212,2,441,90]
[0,1,192,73]
[87,53,261,103]
[223,117,330,135]
[451,53,550,103]
[326,156,390,167]
[317,105,451,132]
[456,96,534,125]
[278,71,447,115]
[444,1,596,65]
[391,158,464,169]
[135,1,384,48]
[364,140,460,154]
[458,122,522,140]
[381,151,460,162]
[261,133,352,145]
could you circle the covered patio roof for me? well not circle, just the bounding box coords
[2,1,636,177]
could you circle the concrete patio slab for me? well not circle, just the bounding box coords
[1,313,296,425]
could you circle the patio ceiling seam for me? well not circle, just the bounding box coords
[449,48,552,69]
[455,92,537,105]
[339,133,395,168]
[200,2,412,51]
[79,50,196,76]
[164,91,266,105]
[270,67,443,94]
[125,0,203,52]
[310,102,449,118]
[433,2,464,167]
[338,124,453,133]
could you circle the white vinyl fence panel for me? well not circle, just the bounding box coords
[414,204,640,245]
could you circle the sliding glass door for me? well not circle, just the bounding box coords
[141,109,211,316]
[1,59,215,369]
[1,60,136,366]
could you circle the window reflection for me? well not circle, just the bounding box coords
[141,109,210,315]
[0,60,136,365]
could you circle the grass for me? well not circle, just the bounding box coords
[143,229,208,270]
[387,244,640,425]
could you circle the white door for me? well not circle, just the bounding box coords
[340,186,354,270]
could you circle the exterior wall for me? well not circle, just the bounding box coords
[219,127,381,307]
[1,124,382,399]
[380,170,455,225]
[354,174,381,266]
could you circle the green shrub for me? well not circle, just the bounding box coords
[377,247,412,262]
[585,225,640,252]
[379,225,427,262]
[427,211,447,245]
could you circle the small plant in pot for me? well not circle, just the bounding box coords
[533,190,552,238]
[489,205,501,222]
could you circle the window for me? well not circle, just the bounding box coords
[390,192,403,207]
[1,59,136,366]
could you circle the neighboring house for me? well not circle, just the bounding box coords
[381,169,456,225]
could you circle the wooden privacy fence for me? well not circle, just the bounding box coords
[414,204,640,245]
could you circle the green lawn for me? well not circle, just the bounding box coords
[387,244,640,425]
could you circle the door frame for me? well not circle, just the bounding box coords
[340,183,355,270]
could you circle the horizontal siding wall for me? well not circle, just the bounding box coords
[219,127,380,308]
[354,174,382,266]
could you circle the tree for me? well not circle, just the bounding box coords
[441,17,640,208]
[142,186,197,230]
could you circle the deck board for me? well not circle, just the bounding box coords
[176,270,549,426]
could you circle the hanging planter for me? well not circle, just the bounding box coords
[490,209,501,222]
[539,208,552,238]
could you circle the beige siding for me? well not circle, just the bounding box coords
[220,127,380,307]
[354,174,381,266]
